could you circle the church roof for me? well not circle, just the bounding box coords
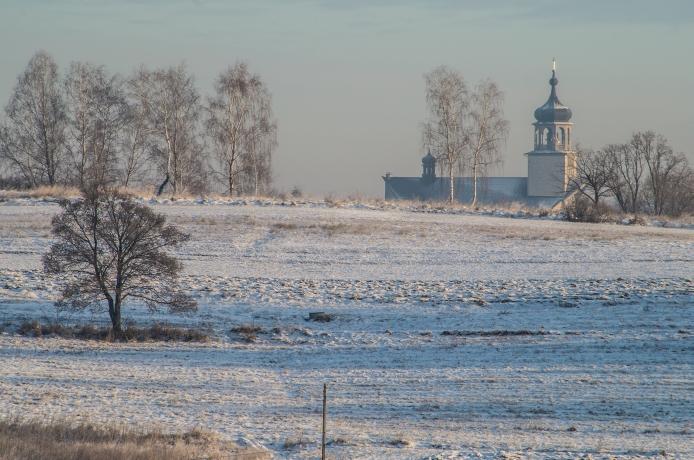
[534,69,572,123]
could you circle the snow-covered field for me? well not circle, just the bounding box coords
[1,201,692,459]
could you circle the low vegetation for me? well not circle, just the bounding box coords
[0,418,269,460]
[16,321,209,342]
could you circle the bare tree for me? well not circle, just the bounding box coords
[605,140,645,214]
[632,131,689,215]
[206,62,277,196]
[0,51,66,187]
[422,66,468,203]
[43,189,196,335]
[64,62,129,191]
[661,163,694,216]
[119,90,152,188]
[466,79,508,207]
[130,64,205,195]
[567,146,613,207]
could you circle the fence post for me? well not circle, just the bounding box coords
[321,383,327,460]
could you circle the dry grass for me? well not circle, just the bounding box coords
[16,321,210,342]
[0,418,270,460]
[0,185,81,200]
[230,324,263,342]
[270,221,382,237]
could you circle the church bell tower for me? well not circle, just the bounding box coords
[527,61,576,197]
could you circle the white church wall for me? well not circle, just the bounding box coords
[528,153,567,197]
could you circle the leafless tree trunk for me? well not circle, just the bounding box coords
[567,146,613,207]
[0,51,66,187]
[422,66,468,204]
[130,64,204,196]
[605,141,644,214]
[661,163,694,216]
[64,62,129,192]
[119,102,151,188]
[206,62,277,197]
[632,131,688,215]
[467,79,508,207]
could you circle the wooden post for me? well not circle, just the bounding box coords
[321,383,327,460]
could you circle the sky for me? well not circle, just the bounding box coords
[1,0,692,197]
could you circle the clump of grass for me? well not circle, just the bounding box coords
[230,324,263,342]
[307,312,334,322]
[270,222,298,231]
[283,431,310,450]
[270,221,374,237]
[440,329,551,337]
[388,436,414,448]
[0,418,255,460]
[16,321,209,342]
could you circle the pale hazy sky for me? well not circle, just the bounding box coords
[1,0,692,197]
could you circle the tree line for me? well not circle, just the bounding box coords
[570,132,694,217]
[0,51,277,196]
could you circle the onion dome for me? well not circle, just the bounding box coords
[534,69,572,123]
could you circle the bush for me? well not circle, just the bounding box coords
[16,321,209,342]
[563,197,613,223]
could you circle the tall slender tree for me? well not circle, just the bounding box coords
[206,62,276,196]
[0,51,66,187]
[467,79,509,207]
[64,62,129,191]
[422,66,468,204]
[130,64,205,195]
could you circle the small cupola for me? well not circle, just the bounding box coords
[421,150,436,183]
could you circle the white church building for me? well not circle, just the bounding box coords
[383,65,576,208]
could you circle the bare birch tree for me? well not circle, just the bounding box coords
[206,62,277,196]
[64,62,129,191]
[119,101,151,188]
[422,66,468,203]
[466,79,509,207]
[0,51,66,187]
[130,64,205,195]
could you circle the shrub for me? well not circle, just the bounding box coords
[563,196,613,223]
[16,321,209,342]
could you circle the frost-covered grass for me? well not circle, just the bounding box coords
[0,202,692,459]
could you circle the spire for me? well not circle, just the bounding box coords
[533,60,572,123]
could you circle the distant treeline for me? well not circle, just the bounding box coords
[569,132,694,217]
[0,51,277,196]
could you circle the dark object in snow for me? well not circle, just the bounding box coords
[231,325,262,334]
[558,300,578,308]
[441,329,551,337]
[308,312,334,322]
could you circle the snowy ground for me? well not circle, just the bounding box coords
[0,201,693,459]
